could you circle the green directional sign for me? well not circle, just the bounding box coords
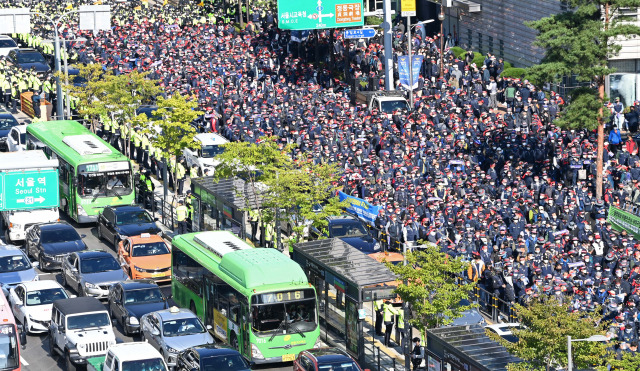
[1,170,59,211]
[277,0,364,30]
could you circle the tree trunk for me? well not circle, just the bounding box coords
[238,0,244,28]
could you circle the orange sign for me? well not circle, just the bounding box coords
[335,3,362,24]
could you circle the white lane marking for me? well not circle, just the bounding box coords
[20,356,28,366]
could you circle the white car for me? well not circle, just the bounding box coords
[6,125,26,152]
[485,322,524,343]
[183,133,228,175]
[0,36,18,57]
[9,280,70,333]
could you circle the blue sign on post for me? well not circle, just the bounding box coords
[398,55,424,90]
[344,28,376,39]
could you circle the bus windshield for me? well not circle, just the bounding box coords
[77,169,132,198]
[0,325,19,370]
[200,145,225,158]
[251,298,317,335]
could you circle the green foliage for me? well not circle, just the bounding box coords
[214,138,346,245]
[504,61,513,69]
[500,68,527,79]
[385,246,476,340]
[148,94,203,190]
[553,87,603,130]
[58,63,107,119]
[450,46,466,59]
[472,52,485,67]
[607,349,640,370]
[487,297,609,371]
[365,16,383,25]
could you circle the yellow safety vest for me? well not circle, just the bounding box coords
[176,205,188,221]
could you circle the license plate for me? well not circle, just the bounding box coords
[152,272,164,277]
[282,354,295,362]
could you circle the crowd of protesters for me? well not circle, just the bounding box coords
[5,0,640,352]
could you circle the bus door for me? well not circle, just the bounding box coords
[203,275,216,329]
[240,302,250,359]
[68,168,77,219]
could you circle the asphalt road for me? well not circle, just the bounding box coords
[15,214,291,371]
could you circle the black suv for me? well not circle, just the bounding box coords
[25,222,87,270]
[97,205,161,247]
[108,280,168,336]
[312,215,379,253]
[7,48,51,73]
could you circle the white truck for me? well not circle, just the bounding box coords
[49,297,117,371]
[182,133,229,176]
[0,150,59,242]
[355,90,410,117]
[87,342,168,371]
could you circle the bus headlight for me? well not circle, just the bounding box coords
[77,206,88,216]
[251,344,264,359]
[314,338,324,348]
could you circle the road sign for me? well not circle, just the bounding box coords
[278,0,364,30]
[344,28,375,39]
[0,8,31,34]
[0,170,59,211]
[401,0,416,16]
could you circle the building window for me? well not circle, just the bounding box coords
[499,39,504,59]
[488,36,494,54]
[478,32,483,54]
[467,29,472,50]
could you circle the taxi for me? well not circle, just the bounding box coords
[118,233,171,283]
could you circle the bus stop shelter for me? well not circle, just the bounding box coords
[292,238,398,365]
[190,176,263,241]
[426,325,522,371]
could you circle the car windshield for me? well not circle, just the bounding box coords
[251,298,317,335]
[132,242,170,257]
[16,52,46,64]
[318,362,360,371]
[201,355,249,371]
[124,288,164,304]
[200,144,225,158]
[41,227,81,243]
[0,116,18,130]
[26,287,68,306]
[81,256,122,273]
[0,325,19,370]
[67,312,110,330]
[380,100,409,113]
[116,211,154,225]
[329,221,368,238]
[162,317,205,337]
[78,170,133,199]
[122,358,166,371]
[0,40,17,48]
[0,254,31,272]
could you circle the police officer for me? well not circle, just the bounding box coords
[176,200,189,234]
[411,337,424,370]
[383,300,394,346]
[393,304,405,344]
[373,299,384,336]
[177,160,187,195]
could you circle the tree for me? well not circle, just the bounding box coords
[214,138,346,248]
[607,349,640,370]
[487,298,608,371]
[92,70,162,158]
[57,63,106,130]
[526,0,640,199]
[385,245,476,341]
[147,94,203,193]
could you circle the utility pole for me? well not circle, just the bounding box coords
[407,15,413,109]
[438,4,445,78]
[596,2,609,200]
[403,242,411,371]
[383,0,394,90]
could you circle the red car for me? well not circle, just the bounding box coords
[293,348,368,371]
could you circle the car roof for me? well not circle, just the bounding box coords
[119,280,159,291]
[0,245,27,257]
[109,205,147,214]
[38,221,74,230]
[0,35,13,40]
[53,296,106,315]
[11,125,27,133]
[305,348,354,363]
[107,342,162,362]
[155,307,197,321]
[192,344,241,358]
[76,250,111,259]
[16,48,39,53]
[127,234,165,244]
[485,323,522,335]
[194,133,228,146]
[18,280,63,291]
[326,215,357,222]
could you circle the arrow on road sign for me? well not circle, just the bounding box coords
[16,196,45,204]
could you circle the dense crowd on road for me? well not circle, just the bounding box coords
[6,0,640,352]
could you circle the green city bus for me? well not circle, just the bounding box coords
[26,120,135,223]
[171,231,321,364]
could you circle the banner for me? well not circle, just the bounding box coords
[397,55,423,90]
[338,191,382,223]
[608,206,640,240]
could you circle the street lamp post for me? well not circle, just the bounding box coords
[438,6,445,78]
[567,335,608,371]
